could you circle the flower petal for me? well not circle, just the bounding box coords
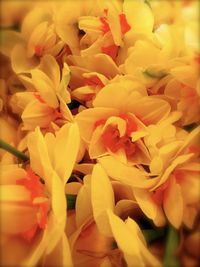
[54,123,80,184]
[163,178,183,228]
[91,164,115,236]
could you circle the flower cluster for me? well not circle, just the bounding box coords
[0,0,199,267]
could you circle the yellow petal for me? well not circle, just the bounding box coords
[106,210,144,266]
[152,153,194,190]
[59,97,74,122]
[27,21,49,57]
[39,55,60,89]
[28,127,53,193]
[176,125,200,157]
[0,30,24,57]
[54,123,80,183]
[68,54,119,78]
[123,0,154,34]
[89,125,108,159]
[31,69,58,108]
[11,44,38,74]
[75,177,92,228]
[21,7,50,40]
[93,82,141,111]
[126,218,161,267]
[98,156,157,189]
[133,188,157,220]
[163,178,183,228]
[50,171,66,224]
[150,156,163,174]
[91,164,115,236]
[22,100,55,130]
[124,40,159,74]
[128,96,171,125]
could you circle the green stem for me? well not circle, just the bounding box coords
[164,226,180,267]
[66,194,77,210]
[143,228,165,244]
[0,139,29,161]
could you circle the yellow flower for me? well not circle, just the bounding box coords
[69,164,160,267]
[99,126,200,229]
[71,72,109,107]
[165,63,200,126]
[0,122,80,266]
[11,55,73,131]
[76,80,170,164]
[55,0,153,64]
[0,6,65,74]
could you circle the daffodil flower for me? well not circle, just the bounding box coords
[10,55,73,131]
[10,6,64,74]
[165,63,200,125]
[68,164,160,267]
[0,122,80,266]
[99,126,200,229]
[76,80,170,164]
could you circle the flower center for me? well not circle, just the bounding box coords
[96,114,138,157]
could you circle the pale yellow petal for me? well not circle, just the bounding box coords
[28,127,53,193]
[98,156,157,189]
[76,176,92,228]
[22,100,55,130]
[163,178,183,229]
[11,44,38,74]
[126,218,161,267]
[0,30,24,57]
[133,189,157,220]
[106,210,144,266]
[123,0,154,33]
[54,123,80,184]
[91,164,115,236]
[31,69,58,108]
[89,126,108,159]
[152,153,194,190]
[39,55,60,89]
